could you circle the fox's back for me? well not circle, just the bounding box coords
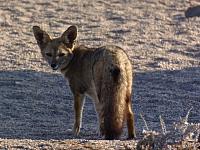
[93,45,131,63]
[92,45,132,80]
[92,45,132,101]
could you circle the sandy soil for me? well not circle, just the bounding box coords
[0,0,200,149]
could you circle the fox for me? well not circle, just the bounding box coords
[32,25,136,140]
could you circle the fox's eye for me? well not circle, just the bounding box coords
[58,53,65,57]
[46,53,52,57]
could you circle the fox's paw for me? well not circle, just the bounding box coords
[73,123,80,136]
[127,133,136,140]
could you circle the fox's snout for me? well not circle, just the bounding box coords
[51,63,59,70]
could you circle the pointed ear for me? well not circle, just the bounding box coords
[32,26,50,49]
[61,25,77,44]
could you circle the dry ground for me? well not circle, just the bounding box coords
[0,0,200,149]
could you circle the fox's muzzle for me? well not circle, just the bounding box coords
[51,63,59,70]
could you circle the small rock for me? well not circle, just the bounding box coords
[185,5,200,18]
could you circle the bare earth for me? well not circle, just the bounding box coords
[0,0,200,149]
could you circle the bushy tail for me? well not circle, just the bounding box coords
[103,66,127,140]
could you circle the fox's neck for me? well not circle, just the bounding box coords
[60,44,94,76]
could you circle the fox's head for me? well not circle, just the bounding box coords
[33,25,77,70]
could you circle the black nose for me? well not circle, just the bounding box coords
[51,64,56,68]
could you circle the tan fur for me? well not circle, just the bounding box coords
[33,25,136,140]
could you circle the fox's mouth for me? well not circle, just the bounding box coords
[51,60,65,71]
[51,64,59,70]
[52,66,59,70]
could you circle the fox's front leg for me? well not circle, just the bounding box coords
[73,93,85,136]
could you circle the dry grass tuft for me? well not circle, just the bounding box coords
[137,108,200,150]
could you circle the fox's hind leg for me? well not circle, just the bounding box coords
[126,94,136,139]
[94,102,105,136]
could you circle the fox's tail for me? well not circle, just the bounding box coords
[103,66,127,140]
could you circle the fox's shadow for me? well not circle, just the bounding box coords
[0,70,98,140]
[0,68,200,140]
